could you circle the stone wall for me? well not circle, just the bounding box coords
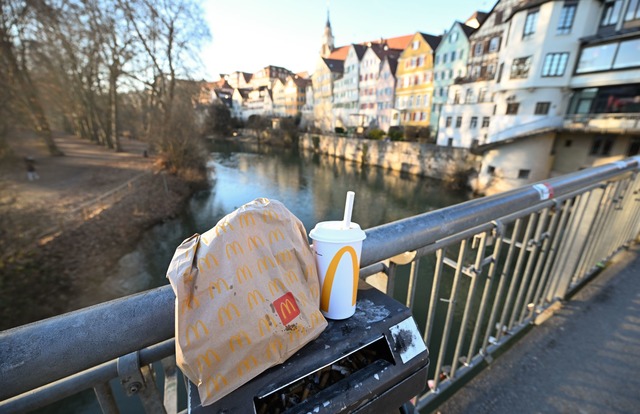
[299,134,479,185]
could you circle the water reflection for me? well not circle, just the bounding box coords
[84,141,471,307]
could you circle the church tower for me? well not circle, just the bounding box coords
[320,10,334,58]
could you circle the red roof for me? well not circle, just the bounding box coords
[328,45,349,60]
[373,34,413,50]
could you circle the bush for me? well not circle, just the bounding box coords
[366,128,385,140]
[388,126,404,141]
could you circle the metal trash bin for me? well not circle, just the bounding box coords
[186,285,429,413]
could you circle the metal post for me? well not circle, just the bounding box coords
[405,258,421,309]
[423,249,445,347]
[483,219,522,348]
[450,233,488,377]
[432,239,468,391]
[94,382,119,414]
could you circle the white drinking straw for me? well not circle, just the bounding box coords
[343,191,355,229]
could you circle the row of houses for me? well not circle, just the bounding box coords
[205,0,640,194]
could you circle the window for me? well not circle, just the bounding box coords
[557,3,577,34]
[445,117,452,127]
[443,54,448,63]
[535,102,551,114]
[470,116,478,128]
[506,103,520,115]
[418,56,424,66]
[494,11,504,25]
[523,10,539,38]
[518,169,531,179]
[601,0,623,26]
[627,138,640,156]
[487,165,496,175]
[435,55,441,64]
[565,139,572,147]
[455,116,462,127]
[416,95,422,107]
[590,135,614,155]
[613,38,640,69]
[451,51,456,61]
[474,42,484,56]
[482,117,490,127]
[448,138,454,147]
[450,32,459,42]
[542,52,569,76]
[453,90,461,104]
[577,43,617,72]
[465,88,474,104]
[625,0,640,21]
[413,40,420,50]
[478,88,488,103]
[489,37,500,52]
[510,57,532,79]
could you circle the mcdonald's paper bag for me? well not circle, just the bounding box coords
[166,198,327,406]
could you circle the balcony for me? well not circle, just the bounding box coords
[453,74,495,85]
[564,113,640,133]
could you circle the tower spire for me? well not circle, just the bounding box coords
[320,6,334,58]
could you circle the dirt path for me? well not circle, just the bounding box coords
[0,132,198,330]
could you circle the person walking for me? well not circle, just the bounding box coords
[25,156,39,181]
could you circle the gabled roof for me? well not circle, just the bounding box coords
[290,75,312,88]
[234,88,251,99]
[241,72,252,83]
[295,71,310,79]
[466,11,489,27]
[383,55,399,75]
[377,34,414,50]
[322,58,344,73]
[370,43,402,60]
[351,44,368,60]
[460,22,477,38]
[328,45,349,60]
[419,32,442,50]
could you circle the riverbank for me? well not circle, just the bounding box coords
[0,133,204,330]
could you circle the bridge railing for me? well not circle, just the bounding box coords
[2,157,640,413]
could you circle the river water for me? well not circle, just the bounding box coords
[40,140,472,413]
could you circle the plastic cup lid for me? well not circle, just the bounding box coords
[309,221,367,243]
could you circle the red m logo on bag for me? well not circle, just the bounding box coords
[273,292,300,325]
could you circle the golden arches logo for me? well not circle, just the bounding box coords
[218,303,241,327]
[257,256,276,274]
[238,213,256,228]
[215,221,234,236]
[257,314,276,336]
[262,209,279,222]
[180,294,200,313]
[310,285,319,299]
[209,278,230,299]
[247,290,266,309]
[275,249,293,265]
[296,290,308,307]
[284,270,299,286]
[268,229,285,244]
[185,320,209,346]
[225,241,244,259]
[288,326,306,342]
[205,374,228,398]
[197,253,219,272]
[229,330,251,352]
[196,349,220,374]
[247,235,265,251]
[266,338,283,359]
[236,265,254,284]
[237,355,258,376]
[267,278,286,296]
[320,246,358,313]
[310,310,323,329]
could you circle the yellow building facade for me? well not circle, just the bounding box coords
[394,32,441,131]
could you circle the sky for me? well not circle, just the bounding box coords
[200,0,494,80]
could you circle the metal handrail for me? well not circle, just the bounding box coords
[2,156,640,413]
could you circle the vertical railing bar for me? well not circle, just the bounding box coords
[544,189,598,302]
[497,213,537,338]
[574,180,619,285]
[432,240,468,392]
[93,382,119,414]
[508,209,549,330]
[596,178,628,260]
[614,176,637,250]
[483,219,522,349]
[137,365,166,414]
[406,258,421,309]
[520,204,561,323]
[423,249,446,347]
[386,262,398,298]
[531,197,571,314]
[467,228,503,362]
[575,182,617,280]
[450,233,488,377]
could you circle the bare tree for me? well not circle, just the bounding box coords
[0,0,63,155]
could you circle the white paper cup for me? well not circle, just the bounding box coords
[309,221,366,320]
